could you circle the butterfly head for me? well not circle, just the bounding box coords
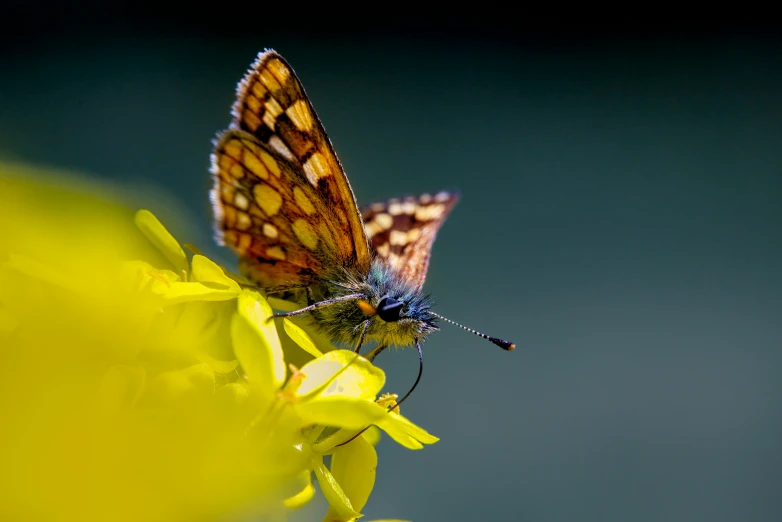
[362,292,438,336]
[358,264,439,347]
[313,262,437,349]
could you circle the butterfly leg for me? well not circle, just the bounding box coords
[365,343,389,362]
[270,293,365,320]
[354,320,371,354]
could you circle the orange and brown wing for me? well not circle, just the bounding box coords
[230,49,370,272]
[210,129,346,288]
[361,191,460,291]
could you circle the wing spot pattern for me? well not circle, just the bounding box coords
[303,152,331,185]
[267,58,291,83]
[234,192,249,210]
[364,212,393,237]
[374,213,393,229]
[263,223,278,238]
[242,109,262,133]
[262,111,276,131]
[243,148,269,180]
[266,246,287,260]
[223,139,242,159]
[293,219,320,251]
[286,99,314,131]
[229,163,245,179]
[259,69,283,93]
[376,243,390,257]
[390,228,421,246]
[269,136,296,162]
[225,231,252,251]
[246,95,262,115]
[253,183,283,216]
[259,148,282,176]
[388,200,413,216]
[250,80,266,99]
[414,203,445,221]
[236,211,252,231]
[293,186,316,214]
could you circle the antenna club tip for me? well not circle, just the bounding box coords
[489,337,515,351]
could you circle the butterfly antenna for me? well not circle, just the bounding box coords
[429,312,515,351]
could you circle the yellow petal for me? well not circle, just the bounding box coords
[231,290,286,394]
[96,365,146,416]
[145,363,215,405]
[134,209,189,276]
[329,435,377,515]
[190,254,241,292]
[284,319,323,358]
[313,456,362,520]
[379,430,423,450]
[362,426,382,447]
[212,382,250,416]
[375,412,439,450]
[122,260,181,293]
[5,253,84,295]
[268,296,298,312]
[295,397,388,430]
[297,350,385,401]
[283,471,315,509]
[196,352,239,374]
[310,427,363,455]
[161,281,241,304]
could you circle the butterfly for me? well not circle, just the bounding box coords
[210,50,513,400]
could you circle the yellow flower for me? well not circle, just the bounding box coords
[232,289,438,520]
[0,165,300,521]
[0,162,437,522]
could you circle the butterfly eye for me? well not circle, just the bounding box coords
[377,297,404,322]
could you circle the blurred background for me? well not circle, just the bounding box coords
[2,9,781,522]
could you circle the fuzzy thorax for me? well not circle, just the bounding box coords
[305,260,439,349]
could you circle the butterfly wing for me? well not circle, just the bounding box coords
[229,49,371,273]
[361,191,460,291]
[211,129,349,287]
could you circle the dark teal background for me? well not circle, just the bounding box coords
[2,14,781,522]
